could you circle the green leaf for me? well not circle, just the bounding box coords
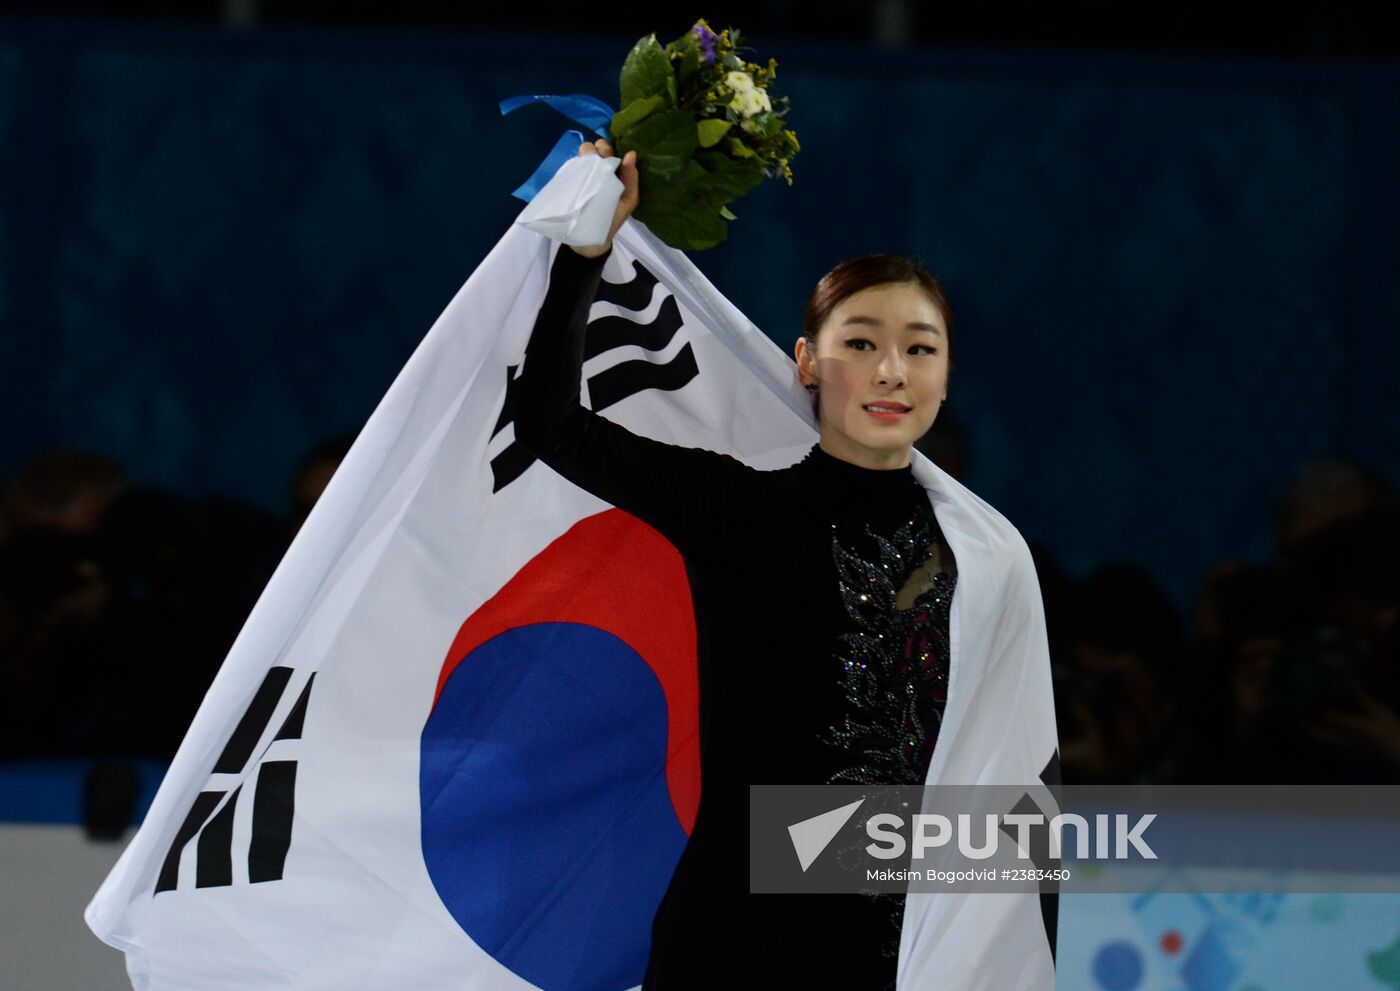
[626,110,699,184]
[631,111,699,157]
[696,119,732,148]
[726,136,756,158]
[637,159,710,210]
[637,206,729,251]
[620,34,674,106]
[760,114,784,138]
[666,74,677,106]
[693,151,766,201]
[719,205,738,220]
[610,94,664,140]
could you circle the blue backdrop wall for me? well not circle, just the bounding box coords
[2,17,1398,610]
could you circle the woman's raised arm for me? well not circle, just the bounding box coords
[512,141,755,554]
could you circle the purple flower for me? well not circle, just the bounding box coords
[693,23,716,62]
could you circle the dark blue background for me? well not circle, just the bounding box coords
[2,17,1397,609]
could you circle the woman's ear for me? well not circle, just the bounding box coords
[793,336,816,388]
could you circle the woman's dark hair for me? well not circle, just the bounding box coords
[803,254,955,359]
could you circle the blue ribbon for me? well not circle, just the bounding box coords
[500,94,618,203]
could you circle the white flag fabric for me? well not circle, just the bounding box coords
[86,160,1058,990]
[515,152,624,246]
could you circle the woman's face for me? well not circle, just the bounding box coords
[794,282,949,470]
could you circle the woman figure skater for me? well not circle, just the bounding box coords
[515,139,1039,989]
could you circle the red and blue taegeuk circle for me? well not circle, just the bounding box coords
[420,509,701,990]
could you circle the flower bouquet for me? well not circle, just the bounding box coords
[611,20,799,250]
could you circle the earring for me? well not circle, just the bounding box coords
[805,383,818,393]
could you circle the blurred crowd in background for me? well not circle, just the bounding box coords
[3,415,1397,785]
[0,439,348,761]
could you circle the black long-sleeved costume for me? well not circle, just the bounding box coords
[513,243,958,989]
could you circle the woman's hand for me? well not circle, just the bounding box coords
[570,139,639,259]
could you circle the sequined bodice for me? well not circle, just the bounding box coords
[826,507,957,787]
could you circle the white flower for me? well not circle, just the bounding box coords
[729,86,771,118]
[725,70,755,93]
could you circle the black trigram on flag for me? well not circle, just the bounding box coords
[490,255,700,493]
[154,666,315,894]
